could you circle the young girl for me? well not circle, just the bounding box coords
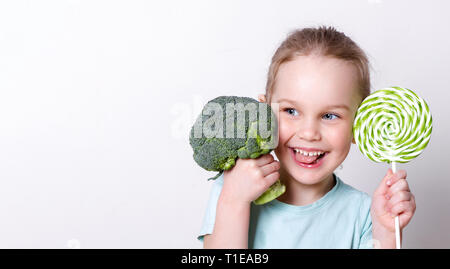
[198,26,416,249]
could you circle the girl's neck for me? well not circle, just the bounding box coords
[277,169,336,206]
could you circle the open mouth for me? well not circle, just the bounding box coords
[290,148,328,165]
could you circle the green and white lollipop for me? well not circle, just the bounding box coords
[353,86,433,248]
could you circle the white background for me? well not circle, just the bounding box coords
[0,0,449,248]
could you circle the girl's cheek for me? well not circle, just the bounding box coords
[326,124,352,149]
[278,118,294,140]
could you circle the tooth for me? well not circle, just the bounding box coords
[295,149,326,156]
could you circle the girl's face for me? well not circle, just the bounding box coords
[269,55,362,185]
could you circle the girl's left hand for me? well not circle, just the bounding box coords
[371,168,416,233]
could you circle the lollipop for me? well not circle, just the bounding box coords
[353,86,432,249]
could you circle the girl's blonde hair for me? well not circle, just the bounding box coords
[265,26,370,103]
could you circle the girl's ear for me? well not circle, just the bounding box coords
[258,94,267,103]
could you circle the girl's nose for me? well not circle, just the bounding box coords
[295,120,321,141]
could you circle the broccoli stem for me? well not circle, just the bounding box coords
[220,157,236,170]
[254,179,286,205]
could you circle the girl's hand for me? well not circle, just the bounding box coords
[371,168,416,233]
[221,154,280,205]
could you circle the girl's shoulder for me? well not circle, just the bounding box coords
[335,175,372,205]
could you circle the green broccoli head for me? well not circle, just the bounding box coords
[189,96,285,205]
[189,96,278,172]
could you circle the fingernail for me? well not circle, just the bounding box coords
[385,194,390,200]
[386,180,391,185]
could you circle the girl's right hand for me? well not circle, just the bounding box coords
[220,154,280,205]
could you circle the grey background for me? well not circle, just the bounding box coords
[0,0,448,248]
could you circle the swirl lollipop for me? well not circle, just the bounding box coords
[353,86,432,249]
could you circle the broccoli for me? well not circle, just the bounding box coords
[189,96,286,205]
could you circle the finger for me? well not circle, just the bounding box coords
[410,194,416,214]
[387,179,410,198]
[374,168,394,196]
[263,171,280,189]
[387,191,412,208]
[398,211,414,229]
[389,201,415,217]
[254,153,274,166]
[260,160,280,177]
[386,169,407,186]
[399,194,416,227]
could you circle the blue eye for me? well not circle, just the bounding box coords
[284,108,298,116]
[323,113,339,120]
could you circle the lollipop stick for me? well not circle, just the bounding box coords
[391,161,401,249]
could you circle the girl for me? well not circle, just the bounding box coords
[198,26,416,249]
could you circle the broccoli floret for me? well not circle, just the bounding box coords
[189,96,285,205]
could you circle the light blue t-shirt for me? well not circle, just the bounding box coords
[198,173,373,249]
